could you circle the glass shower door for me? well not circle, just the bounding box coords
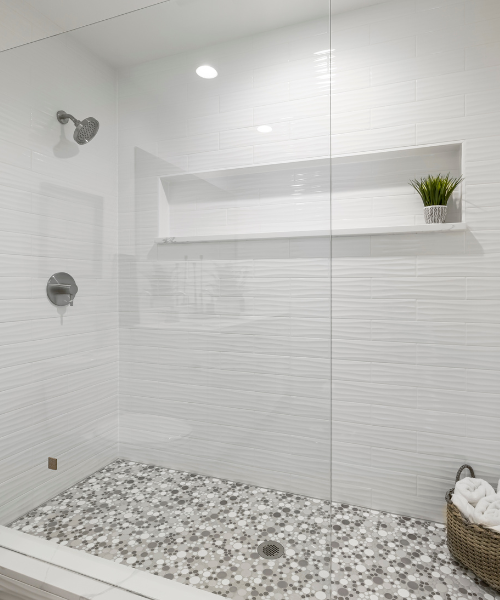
[117,2,334,595]
[2,1,334,598]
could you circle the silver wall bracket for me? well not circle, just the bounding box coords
[46,273,78,307]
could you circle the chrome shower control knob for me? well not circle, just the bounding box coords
[46,273,78,307]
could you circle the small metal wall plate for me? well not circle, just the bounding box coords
[48,457,58,470]
[47,273,78,306]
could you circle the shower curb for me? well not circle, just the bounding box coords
[0,526,213,600]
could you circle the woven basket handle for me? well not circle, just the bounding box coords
[455,464,475,483]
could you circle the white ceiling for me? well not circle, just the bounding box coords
[25,0,169,31]
[28,0,383,68]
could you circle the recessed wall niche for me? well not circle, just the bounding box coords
[157,142,463,241]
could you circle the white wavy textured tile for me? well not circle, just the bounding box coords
[372,320,466,345]
[371,446,461,479]
[105,1,500,525]
[188,147,253,172]
[0,432,117,510]
[418,431,500,464]
[371,405,465,435]
[253,136,329,165]
[332,461,417,496]
[120,379,329,420]
[0,399,116,462]
[332,256,416,277]
[467,322,500,346]
[331,481,372,507]
[254,96,329,124]
[418,299,500,323]
[465,203,500,229]
[417,20,467,58]
[466,89,500,116]
[466,158,500,185]
[187,109,253,136]
[332,359,371,383]
[466,277,500,300]
[465,0,500,22]
[119,442,329,500]
[332,297,417,320]
[129,436,329,481]
[416,48,465,79]
[417,475,461,502]
[331,399,372,424]
[372,277,466,298]
[372,362,466,390]
[158,133,219,157]
[0,414,117,489]
[331,0,415,32]
[370,57,417,86]
[372,490,445,522]
[466,41,500,71]
[332,419,418,452]
[333,379,417,408]
[119,401,328,443]
[332,124,416,155]
[466,413,500,441]
[0,443,118,525]
[465,182,500,205]
[220,84,289,113]
[372,95,464,128]
[417,254,500,277]
[418,113,500,145]
[220,123,290,149]
[416,67,500,101]
[332,338,416,364]
[466,367,500,394]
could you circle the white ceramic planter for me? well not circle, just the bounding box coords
[424,205,447,224]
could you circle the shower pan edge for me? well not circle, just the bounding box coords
[0,526,214,600]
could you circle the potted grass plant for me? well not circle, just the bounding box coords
[409,173,464,224]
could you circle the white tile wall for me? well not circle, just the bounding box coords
[107,0,500,524]
[0,6,119,524]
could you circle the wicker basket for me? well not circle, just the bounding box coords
[446,464,500,592]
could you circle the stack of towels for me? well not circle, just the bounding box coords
[452,477,500,532]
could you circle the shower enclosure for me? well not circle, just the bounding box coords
[1,0,500,599]
[0,1,334,598]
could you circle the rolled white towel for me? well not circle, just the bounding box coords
[472,494,500,532]
[451,491,476,521]
[454,477,495,507]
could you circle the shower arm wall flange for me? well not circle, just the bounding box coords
[57,110,79,126]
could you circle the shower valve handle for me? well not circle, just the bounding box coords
[47,273,78,307]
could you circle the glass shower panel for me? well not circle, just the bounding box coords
[0,30,119,526]
[328,1,488,598]
[116,1,333,596]
[2,1,333,598]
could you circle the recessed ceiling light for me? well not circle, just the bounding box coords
[257,125,273,133]
[196,65,218,79]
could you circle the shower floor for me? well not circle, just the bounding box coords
[10,460,498,600]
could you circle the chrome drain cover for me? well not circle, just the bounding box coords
[257,541,285,559]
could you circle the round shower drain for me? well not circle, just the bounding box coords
[257,541,285,559]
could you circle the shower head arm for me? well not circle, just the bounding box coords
[57,110,80,126]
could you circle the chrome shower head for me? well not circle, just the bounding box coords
[57,110,100,145]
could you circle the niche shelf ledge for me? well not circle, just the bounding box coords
[155,222,467,244]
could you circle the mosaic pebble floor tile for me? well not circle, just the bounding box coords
[10,460,500,600]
